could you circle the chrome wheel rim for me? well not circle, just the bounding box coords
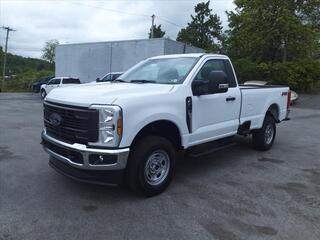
[265,124,274,145]
[144,150,170,186]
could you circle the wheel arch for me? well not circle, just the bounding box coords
[266,103,280,123]
[130,120,183,150]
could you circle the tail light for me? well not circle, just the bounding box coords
[287,90,291,109]
[285,90,291,120]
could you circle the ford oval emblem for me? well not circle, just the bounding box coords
[49,113,62,126]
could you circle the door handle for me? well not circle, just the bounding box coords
[226,96,236,102]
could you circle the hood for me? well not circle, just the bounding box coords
[45,82,175,107]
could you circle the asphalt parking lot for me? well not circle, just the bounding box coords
[1,93,320,240]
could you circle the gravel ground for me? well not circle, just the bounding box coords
[0,93,320,240]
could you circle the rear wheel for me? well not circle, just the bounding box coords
[41,89,46,99]
[252,115,276,151]
[126,136,176,197]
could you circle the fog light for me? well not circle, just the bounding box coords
[89,154,117,165]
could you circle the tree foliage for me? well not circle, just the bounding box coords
[176,1,222,51]
[225,0,320,63]
[41,39,59,64]
[149,24,166,38]
[0,47,54,92]
[0,47,53,76]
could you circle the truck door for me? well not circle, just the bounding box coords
[189,59,241,145]
[46,78,60,93]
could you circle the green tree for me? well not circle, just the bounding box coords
[176,1,222,51]
[41,39,59,64]
[226,0,320,63]
[149,24,166,38]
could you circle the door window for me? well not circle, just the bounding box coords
[194,60,227,81]
[47,79,57,85]
[193,59,228,95]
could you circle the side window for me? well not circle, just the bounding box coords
[194,59,227,81]
[102,74,111,81]
[47,79,56,85]
[192,59,228,95]
[63,78,80,84]
[112,74,121,81]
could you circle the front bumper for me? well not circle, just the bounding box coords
[41,130,130,171]
[49,157,124,185]
[41,130,130,185]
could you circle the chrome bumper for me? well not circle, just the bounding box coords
[41,130,129,170]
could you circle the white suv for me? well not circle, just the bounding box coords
[40,77,80,99]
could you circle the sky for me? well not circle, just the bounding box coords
[0,0,235,59]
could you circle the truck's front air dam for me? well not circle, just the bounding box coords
[48,157,124,185]
[41,130,129,170]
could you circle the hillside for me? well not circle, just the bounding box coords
[0,47,54,92]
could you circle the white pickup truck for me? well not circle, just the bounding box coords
[40,77,81,99]
[41,53,291,196]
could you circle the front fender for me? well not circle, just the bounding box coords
[119,113,188,148]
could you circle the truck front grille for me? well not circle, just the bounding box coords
[44,101,99,145]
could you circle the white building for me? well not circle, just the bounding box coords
[55,38,205,83]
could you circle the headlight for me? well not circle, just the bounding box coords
[89,105,123,147]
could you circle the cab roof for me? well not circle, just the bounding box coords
[150,53,229,59]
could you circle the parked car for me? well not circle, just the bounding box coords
[41,53,291,196]
[244,81,298,103]
[95,72,123,83]
[40,77,80,99]
[32,75,54,93]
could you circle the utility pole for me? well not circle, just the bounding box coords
[151,14,155,38]
[1,26,15,92]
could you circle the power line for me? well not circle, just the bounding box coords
[157,16,184,28]
[70,2,183,29]
[69,2,149,18]
[1,26,16,92]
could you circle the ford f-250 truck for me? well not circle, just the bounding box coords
[41,53,291,196]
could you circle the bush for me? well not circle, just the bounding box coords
[232,58,320,91]
[3,70,54,92]
[266,59,320,91]
[232,58,260,83]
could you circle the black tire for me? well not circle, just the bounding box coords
[40,89,46,99]
[252,115,276,151]
[126,136,176,197]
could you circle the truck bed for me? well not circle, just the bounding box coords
[239,84,289,130]
[239,84,288,89]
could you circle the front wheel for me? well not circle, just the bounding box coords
[252,115,276,151]
[40,89,46,99]
[126,136,176,197]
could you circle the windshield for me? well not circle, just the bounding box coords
[120,57,198,84]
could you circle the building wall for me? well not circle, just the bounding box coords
[56,38,204,83]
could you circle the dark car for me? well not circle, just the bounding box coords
[32,75,54,93]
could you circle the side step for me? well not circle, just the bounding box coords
[187,137,236,158]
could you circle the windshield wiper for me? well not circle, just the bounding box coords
[130,80,156,84]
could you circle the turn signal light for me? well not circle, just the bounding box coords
[117,116,123,137]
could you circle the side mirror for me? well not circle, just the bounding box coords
[208,71,229,93]
[96,78,100,82]
[192,80,207,96]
